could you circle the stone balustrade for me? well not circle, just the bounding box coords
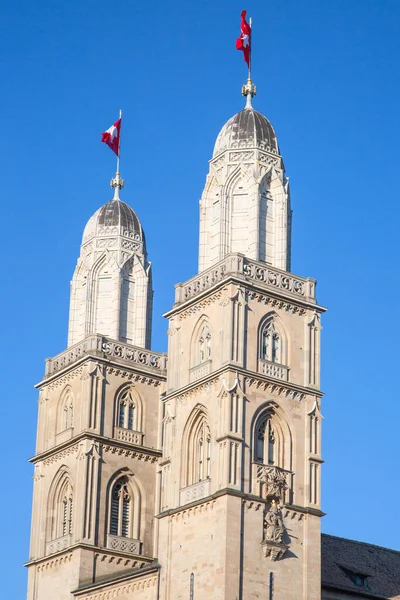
[106,534,141,555]
[114,427,144,446]
[189,360,212,383]
[179,478,211,506]
[45,334,167,377]
[45,534,71,555]
[174,254,316,305]
[258,359,289,382]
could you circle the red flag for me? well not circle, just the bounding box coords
[101,118,121,156]
[236,10,251,67]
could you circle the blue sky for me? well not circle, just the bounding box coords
[2,0,400,596]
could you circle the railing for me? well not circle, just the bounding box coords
[106,534,141,555]
[180,479,211,506]
[45,334,167,377]
[189,360,212,383]
[46,534,71,555]
[115,427,143,446]
[258,359,289,381]
[174,254,316,305]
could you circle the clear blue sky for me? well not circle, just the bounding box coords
[2,0,400,596]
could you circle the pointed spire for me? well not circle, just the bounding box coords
[110,172,124,200]
[242,78,256,109]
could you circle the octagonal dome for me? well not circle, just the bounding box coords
[213,106,279,158]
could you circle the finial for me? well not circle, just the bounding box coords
[110,172,124,200]
[242,78,256,108]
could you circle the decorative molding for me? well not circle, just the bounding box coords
[36,553,73,572]
[42,444,80,466]
[248,291,306,315]
[174,376,220,405]
[102,445,159,463]
[244,376,305,402]
[104,367,163,387]
[45,367,84,391]
[77,573,158,600]
[170,499,216,522]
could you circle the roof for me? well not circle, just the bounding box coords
[322,534,400,599]
[213,107,279,158]
[82,199,144,244]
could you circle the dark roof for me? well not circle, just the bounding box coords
[213,107,279,157]
[322,534,400,599]
[97,199,141,234]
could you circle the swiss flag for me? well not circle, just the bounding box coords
[236,10,251,67]
[101,118,121,156]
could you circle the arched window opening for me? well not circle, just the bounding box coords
[261,320,282,364]
[117,389,138,431]
[198,325,211,364]
[59,392,74,432]
[256,415,275,465]
[186,413,211,486]
[55,479,73,539]
[110,477,131,538]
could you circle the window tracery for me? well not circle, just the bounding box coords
[110,477,131,538]
[185,412,211,486]
[198,325,211,363]
[261,320,282,364]
[256,414,276,465]
[117,389,138,431]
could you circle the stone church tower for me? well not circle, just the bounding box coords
[26,84,325,600]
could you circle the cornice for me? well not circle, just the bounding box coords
[162,364,323,405]
[36,355,166,391]
[156,488,325,519]
[29,431,162,465]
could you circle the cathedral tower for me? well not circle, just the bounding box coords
[26,176,166,600]
[157,86,325,600]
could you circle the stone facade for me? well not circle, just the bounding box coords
[27,93,390,600]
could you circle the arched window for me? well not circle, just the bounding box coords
[198,325,211,363]
[60,481,74,536]
[47,472,74,544]
[58,389,74,433]
[256,414,275,465]
[110,477,131,538]
[261,320,282,364]
[117,388,138,431]
[185,411,211,486]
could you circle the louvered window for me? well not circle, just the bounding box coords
[110,478,131,537]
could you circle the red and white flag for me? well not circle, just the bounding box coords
[236,10,251,67]
[101,118,121,156]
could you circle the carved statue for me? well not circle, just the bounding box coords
[264,500,285,543]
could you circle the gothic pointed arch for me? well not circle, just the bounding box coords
[114,384,143,434]
[46,466,74,543]
[57,386,74,433]
[190,316,212,368]
[251,403,293,473]
[106,469,143,543]
[258,311,288,366]
[181,405,211,488]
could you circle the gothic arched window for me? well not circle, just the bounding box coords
[185,412,211,486]
[256,414,275,465]
[60,481,74,536]
[110,477,131,538]
[198,325,211,364]
[261,320,282,364]
[117,389,138,431]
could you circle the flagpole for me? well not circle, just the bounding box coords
[248,17,252,82]
[116,109,122,175]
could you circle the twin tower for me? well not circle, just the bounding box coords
[27,91,325,600]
